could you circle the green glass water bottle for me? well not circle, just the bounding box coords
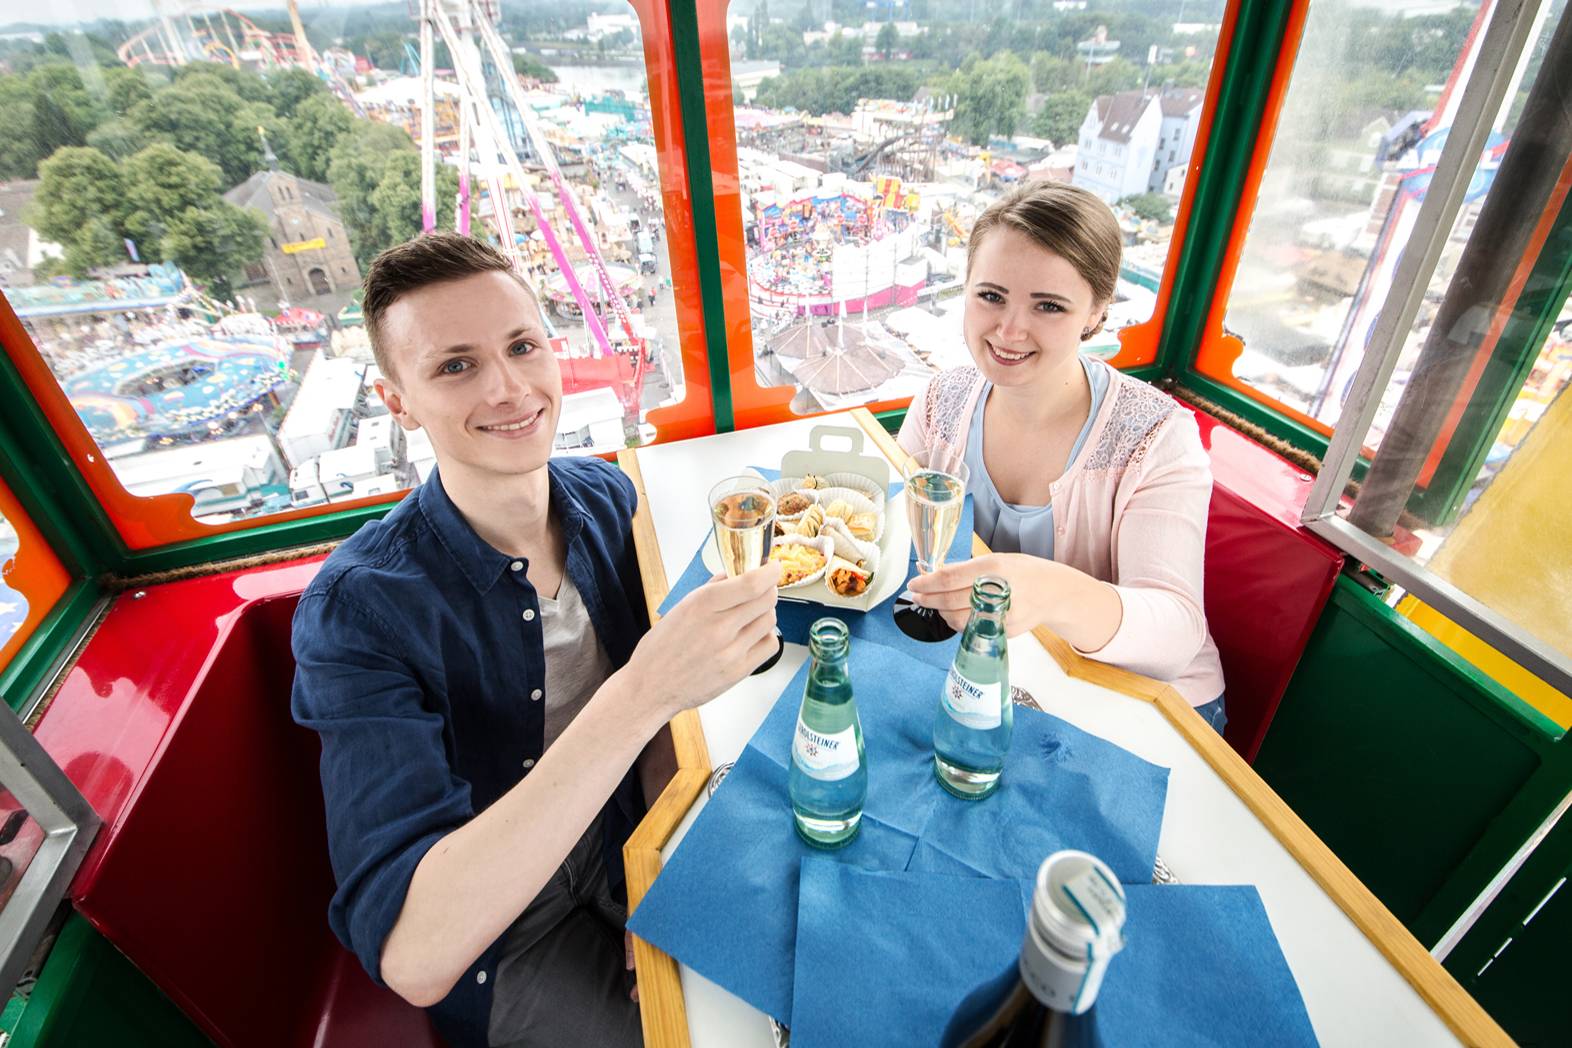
[788,618,868,848]
[934,576,1012,799]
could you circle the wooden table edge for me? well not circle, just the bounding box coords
[617,420,1509,1048]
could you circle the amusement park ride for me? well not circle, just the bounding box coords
[116,0,654,440]
[0,0,1569,1046]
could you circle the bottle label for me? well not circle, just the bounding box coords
[792,720,860,781]
[943,666,1002,730]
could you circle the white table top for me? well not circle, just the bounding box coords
[632,413,1461,1048]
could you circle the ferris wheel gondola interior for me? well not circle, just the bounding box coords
[0,0,1568,1045]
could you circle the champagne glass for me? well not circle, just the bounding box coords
[893,450,970,643]
[709,475,785,674]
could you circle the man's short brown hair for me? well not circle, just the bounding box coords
[362,232,539,377]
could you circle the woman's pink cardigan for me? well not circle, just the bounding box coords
[897,360,1226,706]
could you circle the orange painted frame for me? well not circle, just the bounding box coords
[0,9,719,550]
[0,474,71,672]
[631,0,726,444]
[0,292,407,550]
[1183,0,1335,438]
[1110,0,1245,370]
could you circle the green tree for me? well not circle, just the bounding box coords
[160,204,268,303]
[130,75,279,187]
[1032,90,1091,146]
[1087,58,1143,96]
[119,143,225,253]
[30,147,128,275]
[1120,192,1173,224]
[266,67,326,120]
[1030,52,1078,93]
[85,119,148,161]
[0,78,38,179]
[104,66,155,116]
[327,122,458,268]
[283,93,354,182]
[829,30,863,66]
[876,22,898,60]
[512,52,560,83]
[944,53,1030,146]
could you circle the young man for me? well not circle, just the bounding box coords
[291,232,778,1048]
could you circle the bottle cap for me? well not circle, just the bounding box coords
[1020,850,1126,1015]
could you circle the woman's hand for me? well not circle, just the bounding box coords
[907,553,1124,651]
[905,553,1054,636]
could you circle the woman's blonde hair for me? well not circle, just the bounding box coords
[966,181,1123,315]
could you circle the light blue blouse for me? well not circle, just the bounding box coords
[963,355,1110,560]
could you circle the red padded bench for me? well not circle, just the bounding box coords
[1184,405,1343,762]
[35,558,442,1048]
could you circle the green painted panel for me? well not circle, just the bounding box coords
[1154,1,1299,378]
[666,0,733,433]
[1254,577,1553,931]
[1447,808,1572,1047]
[0,582,101,715]
[10,912,211,1048]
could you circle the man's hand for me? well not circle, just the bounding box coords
[625,563,779,718]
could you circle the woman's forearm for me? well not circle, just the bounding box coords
[1028,557,1124,652]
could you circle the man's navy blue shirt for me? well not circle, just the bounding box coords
[290,457,649,1048]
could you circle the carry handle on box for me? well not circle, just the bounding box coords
[779,425,892,495]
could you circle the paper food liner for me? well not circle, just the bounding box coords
[814,487,883,543]
[818,518,880,573]
[771,534,833,590]
[766,477,820,523]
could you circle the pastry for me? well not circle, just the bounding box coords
[793,504,826,537]
[846,511,877,541]
[800,474,824,490]
[823,499,853,521]
[777,491,812,516]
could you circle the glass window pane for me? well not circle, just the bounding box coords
[1319,0,1572,706]
[1,4,699,533]
[0,478,71,674]
[1217,1,1564,434]
[725,1,1223,415]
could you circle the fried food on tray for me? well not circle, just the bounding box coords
[826,556,871,597]
[771,542,827,586]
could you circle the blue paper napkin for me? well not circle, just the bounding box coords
[788,867,1319,1048]
[790,860,1029,1048]
[625,747,921,1022]
[627,636,1170,1023]
[905,706,1170,885]
[658,469,973,672]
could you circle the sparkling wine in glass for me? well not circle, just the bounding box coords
[708,476,785,673]
[894,451,970,643]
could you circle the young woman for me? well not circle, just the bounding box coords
[899,180,1227,733]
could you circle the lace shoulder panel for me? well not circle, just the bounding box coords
[925,366,980,448]
[1083,377,1178,472]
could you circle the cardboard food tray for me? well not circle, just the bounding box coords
[702,425,911,613]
